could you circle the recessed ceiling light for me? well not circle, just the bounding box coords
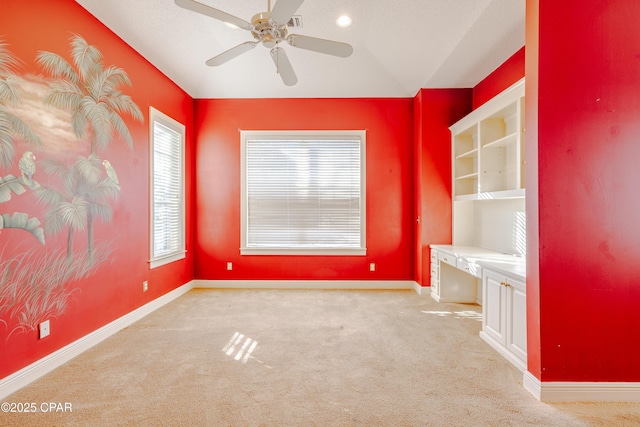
[336,15,352,28]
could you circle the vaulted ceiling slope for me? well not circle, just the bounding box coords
[75,0,525,99]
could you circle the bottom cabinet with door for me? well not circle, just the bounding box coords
[479,267,527,372]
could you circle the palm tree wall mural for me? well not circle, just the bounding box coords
[0,35,143,338]
[0,40,44,244]
[34,154,119,262]
[36,34,143,261]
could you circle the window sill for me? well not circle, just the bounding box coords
[150,251,186,269]
[240,248,366,256]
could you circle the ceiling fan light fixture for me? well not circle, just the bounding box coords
[336,15,352,28]
[262,34,277,48]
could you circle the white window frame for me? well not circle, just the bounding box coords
[240,130,366,256]
[149,107,186,268]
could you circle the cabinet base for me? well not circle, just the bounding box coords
[479,331,527,372]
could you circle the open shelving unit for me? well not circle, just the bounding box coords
[453,125,479,196]
[450,78,526,255]
[451,79,525,202]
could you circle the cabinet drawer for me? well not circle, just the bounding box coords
[456,258,482,278]
[430,250,438,264]
[430,265,439,280]
[438,252,456,267]
[430,277,439,293]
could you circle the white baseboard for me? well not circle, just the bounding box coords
[412,282,431,296]
[0,281,195,400]
[523,371,640,402]
[193,279,416,291]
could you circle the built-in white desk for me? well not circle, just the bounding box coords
[429,244,524,304]
[429,244,528,372]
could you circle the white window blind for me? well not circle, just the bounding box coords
[241,131,366,255]
[150,107,185,268]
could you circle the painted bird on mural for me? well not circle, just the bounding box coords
[103,159,120,187]
[18,151,36,183]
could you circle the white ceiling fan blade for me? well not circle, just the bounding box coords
[270,0,305,26]
[287,34,353,58]
[270,47,297,86]
[175,0,253,30]
[206,42,258,66]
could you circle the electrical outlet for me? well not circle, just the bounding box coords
[227,262,233,271]
[39,320,50,339]
[370,263,376,272]
[143,281,148,292]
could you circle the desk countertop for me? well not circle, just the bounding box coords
[430,244,526,281]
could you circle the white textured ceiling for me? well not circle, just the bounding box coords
[75,0,525,99]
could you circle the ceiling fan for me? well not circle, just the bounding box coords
[175,0,354,86]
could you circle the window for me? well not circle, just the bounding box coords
[150,107,185,268]
[241,130,366,255]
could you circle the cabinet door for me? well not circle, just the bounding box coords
[482,269,506,344]
[505,276,527,363]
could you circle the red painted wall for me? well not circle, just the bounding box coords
[194,98,414,281]
[531,0,640,381]
[473,47,525,110]
[525,0,542,379]
[414,90,472,285]
[0,0,194,380]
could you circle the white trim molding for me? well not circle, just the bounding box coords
[523,371,640,402]
[413,282,432,296]
[194,280,417,292]
[0,281,195,400]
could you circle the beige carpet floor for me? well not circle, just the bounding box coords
[3,289,640,426]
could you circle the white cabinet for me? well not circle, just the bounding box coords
[451,79,525,201]
[480,267,527,372]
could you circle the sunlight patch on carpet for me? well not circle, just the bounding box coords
[421,310,482,321]
[222,332,259,363]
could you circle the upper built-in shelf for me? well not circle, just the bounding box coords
[482,132,518,149]
[450,79,525,201]
[456,147,478,159]
[454,188,525,202]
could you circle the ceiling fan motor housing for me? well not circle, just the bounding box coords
[251,12,288,48]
